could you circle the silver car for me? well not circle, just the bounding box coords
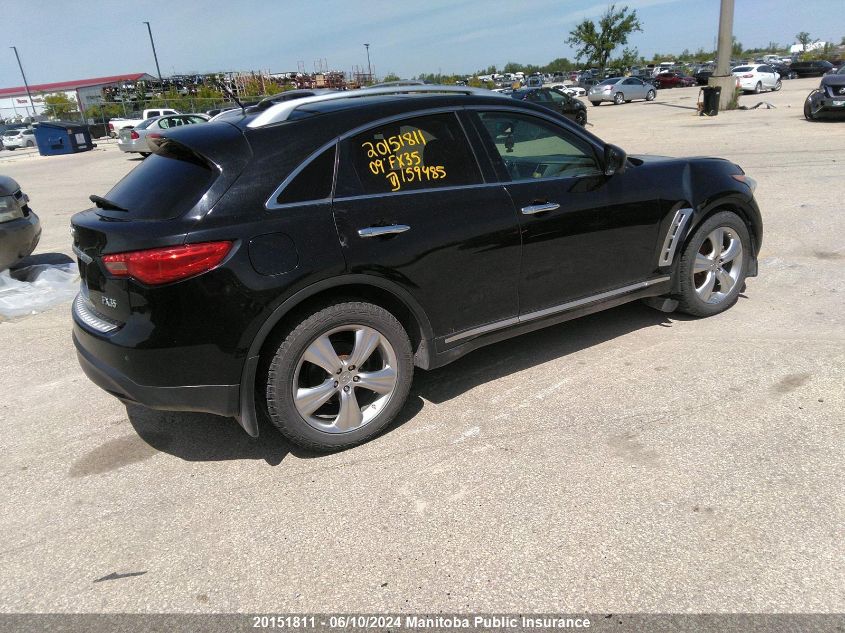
[117,113,210,156]
[588,76,656,106]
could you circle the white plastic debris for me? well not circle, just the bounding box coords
[0,262,79,320]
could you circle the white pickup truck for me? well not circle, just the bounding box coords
[107,108,181,137]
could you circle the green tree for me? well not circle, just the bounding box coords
[795,31,814,52]
[566,4,642,74]
[731,36,743,58]
[382,73,401,82]
[613,46,642,70]
[43,93,78,118]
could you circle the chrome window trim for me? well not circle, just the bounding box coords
[443,276,671,344]
[265,141,338,210]
[658,207,693,266]
[73,293,120,334]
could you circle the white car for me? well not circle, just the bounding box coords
[731,64,781,93]
[2,128,35,150]
[556,85,586,97]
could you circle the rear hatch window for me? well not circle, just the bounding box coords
[99,144,217,220]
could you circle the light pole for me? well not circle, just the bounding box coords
[143,21,164,92]
[364,43,372,84]
[10,46,35,117]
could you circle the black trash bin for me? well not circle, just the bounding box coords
[700,86,721,116]
[33,121,93,156]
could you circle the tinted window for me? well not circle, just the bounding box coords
[547,90,569,103]
[147,110,161,117]
[733,66,753,72]
[277,145,336,204]
[103,146,217,220]
[477,112,601,181]
[336,113,481,197]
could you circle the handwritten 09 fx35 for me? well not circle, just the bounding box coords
[362,129,446,191]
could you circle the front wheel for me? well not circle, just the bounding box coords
[646,89,656,101]
[676,211,750,317]
[575,110,587,126]
[265,301,413,451]
[613,92,624,105]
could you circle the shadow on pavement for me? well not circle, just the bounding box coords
[126,301,674,464]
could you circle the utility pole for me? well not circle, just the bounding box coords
[143,21,164,93]
[10,46,36,118]
[364,43,372,84]
[708,0,736,111]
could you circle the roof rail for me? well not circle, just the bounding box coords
[246,84,505,128]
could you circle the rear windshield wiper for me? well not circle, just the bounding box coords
[89,194,128,212]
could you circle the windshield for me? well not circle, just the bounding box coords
[134,118,157,130]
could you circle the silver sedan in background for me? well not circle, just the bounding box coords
[117,113,210,156]
[588,76,656,106]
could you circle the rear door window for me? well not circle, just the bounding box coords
[336,113,481,197]
[275,144,336,205]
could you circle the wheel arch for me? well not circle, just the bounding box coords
[669,193,761,293]
[236,274,435,437]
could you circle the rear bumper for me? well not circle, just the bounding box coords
[73,325,240,419]
[0,211,41,271]
[117,140,147,153]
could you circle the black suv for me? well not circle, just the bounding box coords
[71,86,762,451]
[510,87,587,126]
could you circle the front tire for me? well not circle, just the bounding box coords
[575,110,587,126]
[265,301,413,451]
[676,211,750,317]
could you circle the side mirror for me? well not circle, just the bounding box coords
[604,143,627,176]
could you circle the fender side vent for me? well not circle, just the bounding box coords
[659,207,693,266]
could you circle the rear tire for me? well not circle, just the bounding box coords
[139,152,150,158]
[646,89,656,101]
[26,140,34,147]
[614,92,624,105]
[754,82,762,94]
[575,110,587,126]
[590,101,601,107]
[265,301,413,451]
[773,79,782,91]
[676,211,751,318]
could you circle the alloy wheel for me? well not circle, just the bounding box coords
[692,227,744,304]
[293,324,398,433]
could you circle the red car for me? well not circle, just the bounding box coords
[653,72,697,89]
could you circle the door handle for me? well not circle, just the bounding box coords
[521,202,560,215]
[357,224,411,238]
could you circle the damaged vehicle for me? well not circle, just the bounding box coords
[71,85,763,451]
[804,65,845,121]
[0,176,40,271]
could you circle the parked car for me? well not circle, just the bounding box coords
[71,85,762,451]
[770,63,797,80]
[0,123,28,150]
[2,128,36,150]
[731,65,781,93]
[588,77,656,105]
[107,108,181,137]
[789,60,834,77]
[694,66,715,85]
[0,175,40,271]
[510,87,587,125]
[653,72,697,89]
[117,114,210,156]
[561,85,586,97]
[804,64,845,121]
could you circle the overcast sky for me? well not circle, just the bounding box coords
[2,0,843,87]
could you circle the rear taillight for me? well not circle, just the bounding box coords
[102,241,232,285]
[742,73,754,78]
[130,130,140,140]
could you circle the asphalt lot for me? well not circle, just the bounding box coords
[0,78,842,613]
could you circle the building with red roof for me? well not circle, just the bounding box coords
[1,73,155,120]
